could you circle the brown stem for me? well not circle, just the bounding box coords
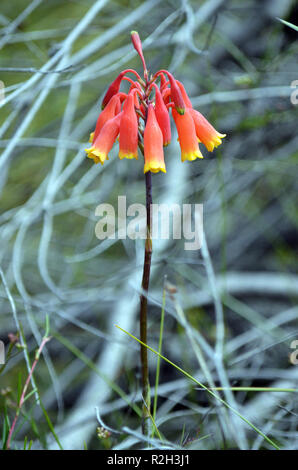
[139,171,152,435]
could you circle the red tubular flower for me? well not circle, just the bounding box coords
[90,94,121,144]
[172,107,203,162]
[176,80,226,151]
[189,109,226,152]
[119,93,139,160]
[85,113,122,165]
[144,104,166,174]
[151,83,171,146]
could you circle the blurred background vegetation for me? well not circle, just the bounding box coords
[0,0,297,450]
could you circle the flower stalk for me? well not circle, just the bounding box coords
[139,170,152,435]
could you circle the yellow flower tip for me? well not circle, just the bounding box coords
[89,132,94,143]
[87,153,100,164]
[163,141,171,147]
[144,162,166,174]
[118,150,138,160]
[207,133,226,151]
[206,142,215,152]
[85,147,96,158]
[207,134,226,151]
[181,150,204,162]
[85,147,107,164]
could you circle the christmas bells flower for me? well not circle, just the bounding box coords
[176,80,226,152]
[144,104,166,173]
[149,82,171,147]
[85,31,226,173]
[119,92,139,160]
[172,107,203,162]
[85,113,122,164]
[89,93,123,144]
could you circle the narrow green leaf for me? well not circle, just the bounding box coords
[116,325,281,450]
[277,18,298,32]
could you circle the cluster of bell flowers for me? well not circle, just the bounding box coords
[85,51,225,174]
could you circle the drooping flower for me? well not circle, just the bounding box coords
[189,109,226,152]
[119,93,139,160]
[144,104,166,173]
[176,80,226,152]
[90,94,121,144]
[172,107,203,162]
[85,113,122,165]
[151,83,171,146]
